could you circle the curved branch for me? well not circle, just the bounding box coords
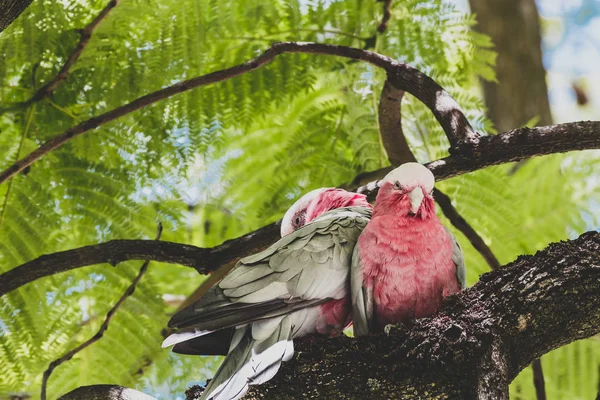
[378,80,412,165]
[376,79,500,271]
[0,222,279,297]
[0,42,474,185]
[241,231,600,399]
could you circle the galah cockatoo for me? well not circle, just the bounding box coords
[163,188,371,400]
[351,162,466,336]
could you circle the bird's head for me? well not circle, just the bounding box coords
[375,162,435,219]
[281,188,371,236]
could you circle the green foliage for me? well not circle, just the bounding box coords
[0,0,598,398]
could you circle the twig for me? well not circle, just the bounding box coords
[532,359,547,400]
[377,0,393,33]
[40,223,162,400]
[5,0,119,111]
[0,221,280,297]
[0,42,475,186]
[434,188,501,270]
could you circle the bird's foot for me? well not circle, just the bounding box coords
[384,322,408,336]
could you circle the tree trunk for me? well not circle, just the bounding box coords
[468,0,553,132]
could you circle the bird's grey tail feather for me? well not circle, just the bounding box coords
[200,317,294,400]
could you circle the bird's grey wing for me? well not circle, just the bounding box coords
[350,243,373,337]
[167,207,371,334]
[444,226,466,289]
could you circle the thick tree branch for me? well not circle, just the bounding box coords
[351,120,600,191]
[58,385,156,400]
[41,224,162,400]
[239,231,600,399]
[2,121,599,296]
[0,221,279,297]
[0,42,474,186]
[0,0,33,32]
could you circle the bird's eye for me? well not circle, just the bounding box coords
[393,181,403,191]
[293,210,306,228]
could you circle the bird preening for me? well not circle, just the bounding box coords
[162,162,466,400]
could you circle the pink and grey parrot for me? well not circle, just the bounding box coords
[163,188,371,400]
[351,162,466,336]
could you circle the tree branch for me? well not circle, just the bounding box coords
[0,42,475,186]
[2,121,599,297]
[532,358,547,400]
[240,231,600,399]
[376,0,393,33]
[24,0,118,107]
[0,221,279,297]
[58,385,156,400]
[0,0,34,32]
[378,80,411,165]
[376,78,500,271]
[434,188,501,270]
[351,120,600,191]
[41,224,162,400]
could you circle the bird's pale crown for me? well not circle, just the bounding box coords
[382,162,435,193]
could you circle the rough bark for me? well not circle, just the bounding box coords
[468,0,552,133]
[0,0,33,32]
[226,231,600,399]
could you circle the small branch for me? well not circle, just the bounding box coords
[434,188,502,270]
[532,359,547,400]
[377,0,393,33]
[0,221,280,297]
[58,385,156,400]
[0,42,474,185]
[31,1,119,105]
[41,224,162,400]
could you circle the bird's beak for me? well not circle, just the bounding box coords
[408,187,424,214]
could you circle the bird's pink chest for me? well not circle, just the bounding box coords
[358,216,459,328]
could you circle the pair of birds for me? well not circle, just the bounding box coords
[163,162,466,400]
